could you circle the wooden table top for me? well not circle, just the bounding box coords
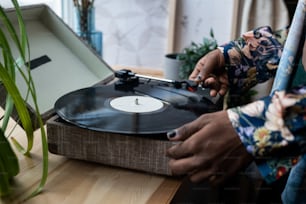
[0,67,182,204]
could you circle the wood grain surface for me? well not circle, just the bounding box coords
[0,107,181,204]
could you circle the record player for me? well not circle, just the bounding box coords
[48,69,223,176]
[1,4,223,176]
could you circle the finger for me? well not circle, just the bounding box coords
[168,156,199,176]
[197,50,224,80]
[189,57,207,81]
[191,56,216,82]
[166,135,198,159]
[210,89,218,97]
[219,75,229,85]
[197,60,217,81]
[168,127,216,171]
[167,125,208,159]
[218,76,229,96]
[166,123,201,159]
[204,76,229,97]
[189,67,201,81]
[188,156,221,183]
[204,76,220,89]
[166,142,190,159]
[189,169,216,183]
[167,120,201,142]
[204,77,220,97]
[218,84,228,96]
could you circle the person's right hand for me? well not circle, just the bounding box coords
[189,49,229,97]
[166,110,253,185]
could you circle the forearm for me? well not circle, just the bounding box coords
[227,85,306,182]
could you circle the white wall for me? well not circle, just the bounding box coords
[91,0,235,70]
[174,0,234,52]
[2,0,236,71]
[94,0,169,70]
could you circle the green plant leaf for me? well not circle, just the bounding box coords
[0,158,10,197]
[0,129,19,197]
[0,4,26,60]
[0,129,19,178]
[0,0,49,199]
[0,0,38,155]
[0,63,34,153]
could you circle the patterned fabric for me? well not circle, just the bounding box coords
[220,26,284,94]
[227,86,306,183]
[220,26,306,183]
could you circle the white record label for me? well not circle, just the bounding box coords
[110,96,164,113]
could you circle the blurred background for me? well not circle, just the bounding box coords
[2,0,293,70]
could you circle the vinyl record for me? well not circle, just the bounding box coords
[54,85,198,135]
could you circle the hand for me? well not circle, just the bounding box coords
[189,49,229,97]
[166,111,253,185]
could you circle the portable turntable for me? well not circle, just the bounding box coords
[48,69,223,176]
[0,4,223,176]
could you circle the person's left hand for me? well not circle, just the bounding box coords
[189,49,228,97]
[166,111,253,185]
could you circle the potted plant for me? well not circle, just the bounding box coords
[177,29,218,79]
[0,0,48,199]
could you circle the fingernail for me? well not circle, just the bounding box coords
[167,130,176,139]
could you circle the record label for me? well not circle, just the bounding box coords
[110,96,164,113]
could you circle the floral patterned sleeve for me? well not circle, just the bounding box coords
[220,26,306,183]
[227,86,306,183]
[219,26,286,94]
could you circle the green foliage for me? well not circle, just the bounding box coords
[177,29,218,79]
[0,129,19,197]
[0,0,48,199]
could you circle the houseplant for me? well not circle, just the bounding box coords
[177,29,218,79]
[0,0,48,199]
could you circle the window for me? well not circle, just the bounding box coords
[2,0,62,17]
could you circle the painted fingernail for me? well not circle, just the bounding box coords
[167,130,176,139]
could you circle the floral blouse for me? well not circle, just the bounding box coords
[220,26,306,183]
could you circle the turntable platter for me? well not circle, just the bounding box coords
[54,85,197,135]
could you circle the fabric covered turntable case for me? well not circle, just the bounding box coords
[47,70,222,176]
[0,4,114,125]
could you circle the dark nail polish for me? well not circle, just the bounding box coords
[167,130,176,138]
